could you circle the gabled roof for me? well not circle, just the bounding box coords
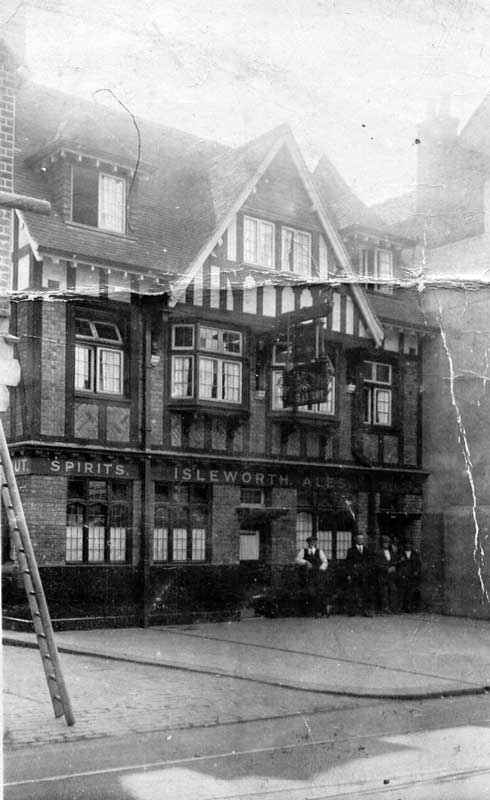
[313,155,388,232]
[14,81,384,345]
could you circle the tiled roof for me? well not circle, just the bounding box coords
[368,287,434,330]
[14,83,293,277]
[313,154,387,232]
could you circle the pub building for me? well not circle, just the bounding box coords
[1,81,433,623]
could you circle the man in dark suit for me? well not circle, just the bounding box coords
[345,533,373,616]
[375,535,398,613]
[397,540,422,612]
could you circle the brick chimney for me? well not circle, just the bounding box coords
[416,95,459,216]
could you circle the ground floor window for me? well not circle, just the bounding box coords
[66,479,130,563]
[239,530,260,561]
[296,507,353,561]
[153,483,210,562]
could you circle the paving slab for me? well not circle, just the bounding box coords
[4,613,490,698]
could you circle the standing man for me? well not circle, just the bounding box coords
[397,540,422,612]
[296,535,329,617]
[375,535,398,613]
[345,532,373,617]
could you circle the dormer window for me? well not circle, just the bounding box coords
[72,165,126,233]
[281,227,311,275]
[359,248,393,294]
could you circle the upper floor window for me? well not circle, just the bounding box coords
[359,248,393,294]
[243,216,275,267]
[281,227,311,275]
[75,318,124,395]
[363,361,392,426]
[170,323,243,405]
[72,166,126,233]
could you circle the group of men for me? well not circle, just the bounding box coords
[295,532,421,617]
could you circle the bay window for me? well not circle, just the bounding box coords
[171,324,243,405]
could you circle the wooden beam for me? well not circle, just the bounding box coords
[0,191,51,215]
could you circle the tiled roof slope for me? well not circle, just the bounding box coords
[313,154,387,232]
[14,83,291,276]
[368,287,431,330]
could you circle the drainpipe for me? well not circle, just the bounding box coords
[141,310,153,627]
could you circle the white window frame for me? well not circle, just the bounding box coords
[172,324,195,349]
[243,216,275,268]
[171,355,194,398]
[198,357,242,404]
[98,172,126,233]
[359,247,393,294]
[199,326,242,355]
[281,226,311,275]
[364,361,392,426]
[75,318,124,395]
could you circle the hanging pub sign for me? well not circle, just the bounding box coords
[281,355,335,407]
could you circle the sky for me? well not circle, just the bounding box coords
[9,0,490,204]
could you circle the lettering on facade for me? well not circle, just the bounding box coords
[50,459,128,476]
[171,464,332,489]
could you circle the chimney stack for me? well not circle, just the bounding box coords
[416,94,459,216]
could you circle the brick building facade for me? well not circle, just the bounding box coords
[1,81,433,623]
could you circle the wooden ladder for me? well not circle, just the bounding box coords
[0,420,75,726]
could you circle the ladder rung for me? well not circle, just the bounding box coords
[23,569,30,574]
[29,590,36,596]
[37,632,46,638]
[44,654,52,660]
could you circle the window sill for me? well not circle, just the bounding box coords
[66,221,135,241]
[75,391,130,403]
[167,400,249,418]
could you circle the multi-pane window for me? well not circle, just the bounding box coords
[239,530,260,561]
[152,484,209,562]
[363,361,392,426]
[271,340,335,414]
[170,324,243,405]
[281,227,311,275]
[75,318,124,395]
[359,248,393,294]
[72,166,126,233]
[243,216,275,267]
[296,510,352,561]
[66,480,130,563]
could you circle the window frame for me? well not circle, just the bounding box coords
[71,165,127,234]
[363,360,393,427]
[359,247,394,294]
[281,226,312,275]
[152,483,210,563]
[65,479,131,564]
[296,510,352,561]
[170,323,244,406]
[74,317,125,396]
[243,215,275,268]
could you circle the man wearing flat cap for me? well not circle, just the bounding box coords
[296,535,329,617]
[375,534,398,614]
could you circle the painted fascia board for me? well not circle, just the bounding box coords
[15,210,41,261]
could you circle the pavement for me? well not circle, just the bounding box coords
[4,611,490,699]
